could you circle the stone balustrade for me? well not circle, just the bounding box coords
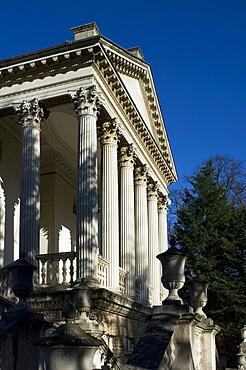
[35,253,127,293]
[119,267,127,294]
[98,255,110,287]
[36,251,77,285]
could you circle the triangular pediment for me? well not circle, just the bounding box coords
[119,73,154,136]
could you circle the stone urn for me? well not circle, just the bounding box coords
[38,303,102,370]
[7,252,36,309]
[241,326,246,343]
[189,277,209,316]
[236,349,246,369]
[157,237,187,302]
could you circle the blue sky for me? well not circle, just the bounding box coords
[1,0,245,190]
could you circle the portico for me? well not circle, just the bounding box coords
[0,22,177,305]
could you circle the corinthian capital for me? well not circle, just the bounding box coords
[99,118,121,145]
[119,144,136,167]
[70,85,104,117]
[158,194,171,212]
[134,165,148,186]
[147,181,158,200]
[13,98,44,128]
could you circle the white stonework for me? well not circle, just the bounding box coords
[120,144,135,298]
[100,119,121,290]
[147,182,160,305]
[70,86,103,280]
[13,99,44,265]
[134,166,149,304]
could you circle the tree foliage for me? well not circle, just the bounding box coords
[173,158,246,366]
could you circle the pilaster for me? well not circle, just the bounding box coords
[134,165,149,304]
[13,99,44,265]
[70,86,103,280]
[100,118,121,290]
[119,144,135,298]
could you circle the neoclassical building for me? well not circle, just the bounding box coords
[0,22,176,306]
[0,23,224,370]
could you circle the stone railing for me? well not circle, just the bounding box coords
[0,252,127,294]
[98,255,110,287]
[36,251,76,285]
[119,267,127,294]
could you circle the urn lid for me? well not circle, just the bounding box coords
[157,237,186,258]
[38,322,102,347]
[7,252,36,271]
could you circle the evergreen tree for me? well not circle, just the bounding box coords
[174,159,246,367]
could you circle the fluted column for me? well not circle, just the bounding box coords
[70,86,103,280]
[100,119,120,290]
[158,194,169,300]
[13,99,44,265]
[134,165,149,304]
[120,144,135,298]
[147,182,160,305]
[158,195,169,254]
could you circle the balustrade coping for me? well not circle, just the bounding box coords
[36,251,76,261]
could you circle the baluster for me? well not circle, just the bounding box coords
[62,258,67,284]
[54,258,59,285]
[69,257,74,283]
[47,259,53,285]
[41,260,46,285]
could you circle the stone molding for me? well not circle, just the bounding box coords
[13,98,44,129]
[69,85,104,117]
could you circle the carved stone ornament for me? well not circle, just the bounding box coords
[13,98,44,129]
[99,118,121,145]
[134,165,148,186]
[147,181,158,200]
[158,194,170,212]
[69,85,104,117]
[119,143,136,167]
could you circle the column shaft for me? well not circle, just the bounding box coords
[13,99,43,265]
[120,145,135,297]
[70,86,102,280]
[158,195,169,301]
[148,182,160,305]
[101,120,120,290]
[135,166,149,304]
